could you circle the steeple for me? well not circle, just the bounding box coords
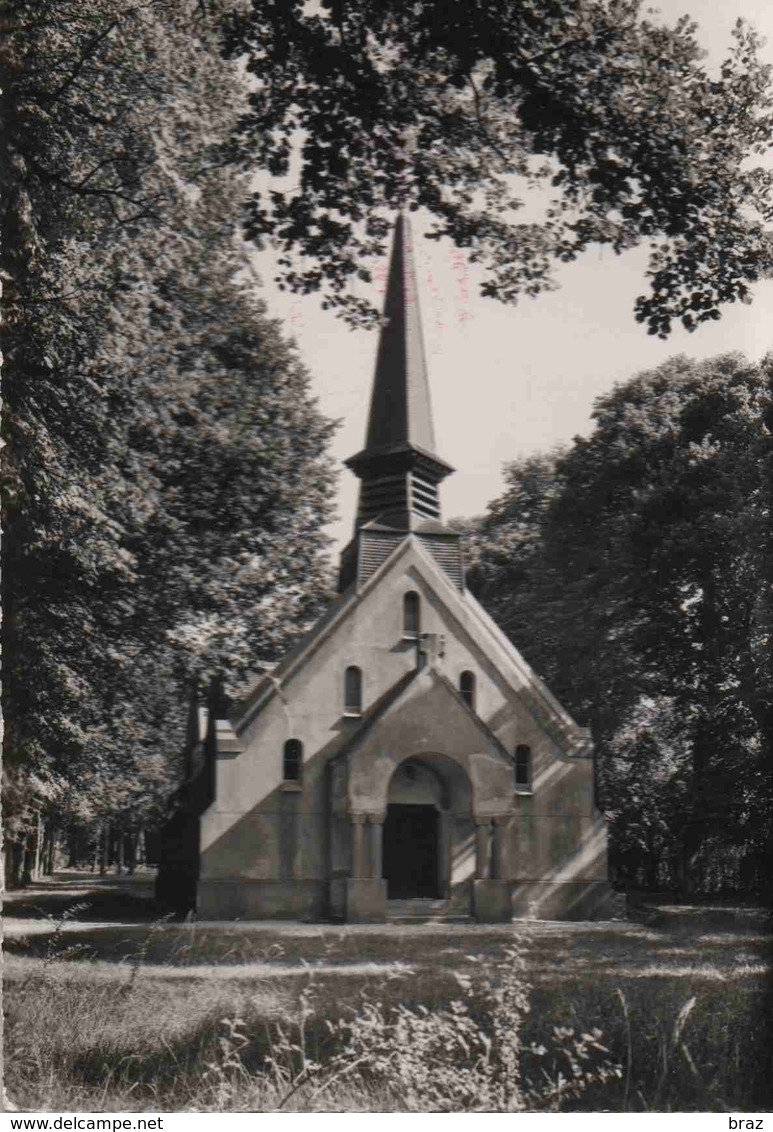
[363,210,437,457]
[345,212,454,531]
[339,212,464,592]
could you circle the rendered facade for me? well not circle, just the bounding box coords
[157,213,612,922]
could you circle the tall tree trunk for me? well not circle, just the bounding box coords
[21,832,34,887]
[763,376,773,895]
[646,831,660,890]
[100,824,109,875]
[679,577,723,900]
[115,830,124,876]
[45,820,56,875]
[33,812,44,880]
[126,832,136,875]
[9,838,24,888]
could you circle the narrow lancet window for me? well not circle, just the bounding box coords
[283,739,303,782]
[460,670,476,711]
[515,744,532,791]
[344,665,363,715]
[403,591,420,638]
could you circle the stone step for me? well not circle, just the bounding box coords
[386,897,471,922]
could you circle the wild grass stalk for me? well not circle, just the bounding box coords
[5,900,770,1112]
[616,989,633,1111]
[120,913,176,997]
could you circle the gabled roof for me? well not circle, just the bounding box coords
[232,532,591,759]
[333,662,515,766]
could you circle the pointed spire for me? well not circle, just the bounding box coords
[338,212,465,592]
[345,212,454,533]
[364,211,437,457]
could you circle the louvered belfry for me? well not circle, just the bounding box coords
[339,212,464,592]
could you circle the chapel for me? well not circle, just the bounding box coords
[157,213,612,923]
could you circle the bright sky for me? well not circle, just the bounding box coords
[255,1,773,551]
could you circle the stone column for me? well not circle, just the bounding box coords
[473,816,512,924]
[491,816,509,881]
[351,814,367,879]
[345,813,387,924]
[475,820,491,880]
[438,811,451,899]
[368,814,384,880]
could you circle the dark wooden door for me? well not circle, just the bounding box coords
[383,804,439,898]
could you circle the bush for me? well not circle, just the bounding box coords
[203,943,621,1112]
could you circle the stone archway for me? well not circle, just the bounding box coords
[341,748,513,923]
[380,753,473,905]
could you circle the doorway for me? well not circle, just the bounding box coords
[383,804,439,898]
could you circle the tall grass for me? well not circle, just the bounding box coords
[5,899,771,1112]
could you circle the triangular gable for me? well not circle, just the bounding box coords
[336,665,513,767]
[340,666,517,816]
[392,537,591,758]
[233,531,590,759]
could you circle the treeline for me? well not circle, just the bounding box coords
[465,353,773,901]
[2,1,336,886]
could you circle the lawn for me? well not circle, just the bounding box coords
[4,872,772,1112]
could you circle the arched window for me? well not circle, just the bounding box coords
[283,738,303,782]
[344,665,363,715]
[459,670,476,710]
[403,591,420,638]
[515,744,532,791]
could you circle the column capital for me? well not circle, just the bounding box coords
[349,812,368,825]
[366,811,387,825]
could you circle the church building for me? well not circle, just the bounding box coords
[158,213,612,923]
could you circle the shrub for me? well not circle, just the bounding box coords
[331,945,621,1111]
[202,943,622,1112]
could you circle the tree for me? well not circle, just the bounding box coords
[226,0,773,335]
[466,353,771,896]
[1,0,337,883]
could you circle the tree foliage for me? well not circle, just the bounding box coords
[2,0,336,876]
[466,353,772,896]
[226,0,773,335]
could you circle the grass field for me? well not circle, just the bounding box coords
[5,872,773,1112]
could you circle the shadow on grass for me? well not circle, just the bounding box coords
[4,871,163,923]
[8,952,772,1112]
[7,916,771,984]
[7,874,773,1112]
[632,903,773,933]
[6,964,429,1110]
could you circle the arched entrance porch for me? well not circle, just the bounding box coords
[338,750,512,922]
[382,755,468,901]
